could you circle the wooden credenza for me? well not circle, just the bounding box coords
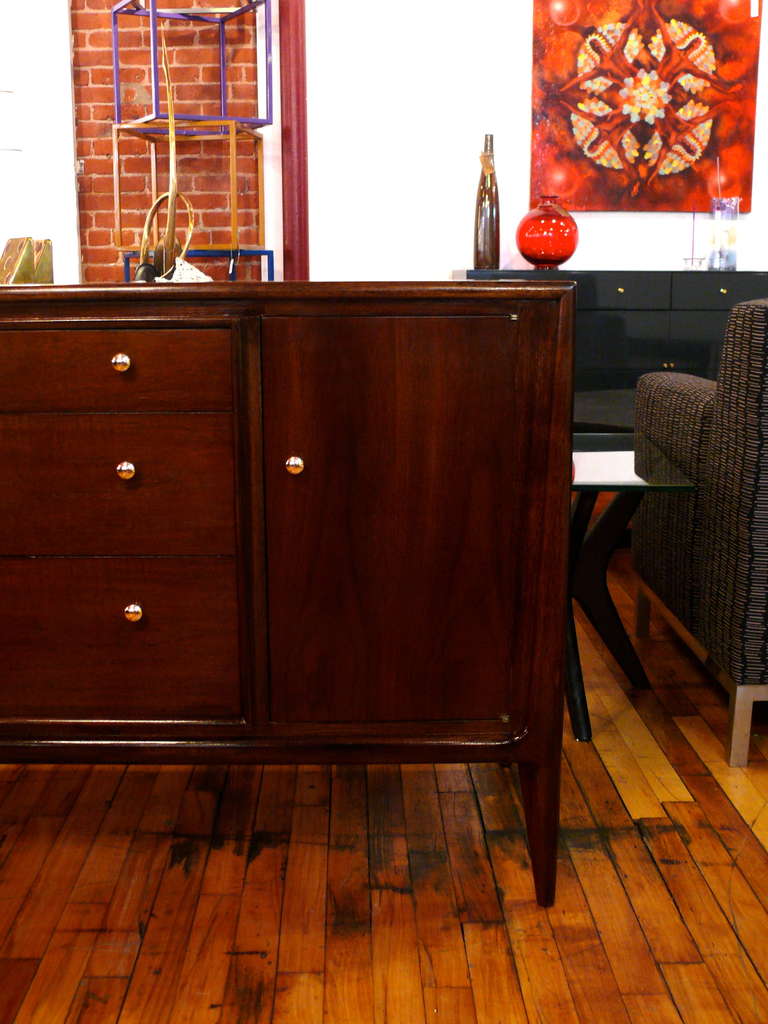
[0,281,574,904]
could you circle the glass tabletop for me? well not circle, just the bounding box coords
[572,433,694,492]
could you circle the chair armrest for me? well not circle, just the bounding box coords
[632,373,715,632]
[700,300,768,685]
[634,372,716,481]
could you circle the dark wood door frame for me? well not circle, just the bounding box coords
[279,0,309,280]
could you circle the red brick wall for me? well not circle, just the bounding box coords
[71,0,269,282]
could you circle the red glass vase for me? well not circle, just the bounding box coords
[516,195,578,269]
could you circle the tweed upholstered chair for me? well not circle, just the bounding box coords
[632,298,768,766]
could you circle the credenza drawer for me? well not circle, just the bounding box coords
[671,272,768,309]
[0,413,236,554]
[0,557,243,723]
[575,310,669,363]
[570,271,671,310]
[471,270,672,310]
[0,327,233,411]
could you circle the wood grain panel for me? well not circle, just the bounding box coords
[116,838,208,1024]
[0,558,242,722]
[660,963,736,1024]
[0,413,235,555]
[172,893,241,1024]
[220,767,294,1024]
[0,327,233,411]
[642,820,768,1023]
[0,817,66,946]
[263,312,569,727]
[370,889,425,1024]
[0,958,39,1023]
[12,929,98,1024]
[64,977,127,1024]
[546,848,632,1023]
[0,767,122,959]
[401,766,468,989]
[325,766,374,1024]
[463,922,527,1024]
[439,788,503,924]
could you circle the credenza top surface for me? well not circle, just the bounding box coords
[0,279,576,310]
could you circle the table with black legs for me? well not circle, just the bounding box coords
[567,433,694,742]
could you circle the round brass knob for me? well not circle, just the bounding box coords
[720,287,728,294]
[116,461,136,480]
[124,603,143,622]
[111,353,131,372]
[617,286,625,294]
[285,456,305,475]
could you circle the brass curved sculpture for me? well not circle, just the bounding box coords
[135,37,196,281]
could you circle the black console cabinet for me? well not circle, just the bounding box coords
[468,270,768,429]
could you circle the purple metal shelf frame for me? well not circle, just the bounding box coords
[122,247,275,281]
[111,0,273,128]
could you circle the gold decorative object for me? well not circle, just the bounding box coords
[32,240,53,283]
[111,353,132,372]
[116,461,136,480]
[0,238,53,284]
[285,456,305,475]
[136,37,195,280]
[124,603,143,622]
[113,120,263,257]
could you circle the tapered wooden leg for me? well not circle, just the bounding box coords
[635,586,651,638]
[727,686,754,767]
[517,752,561,907]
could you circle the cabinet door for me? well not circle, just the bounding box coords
[262,314,569,727]
[575,310,670,389]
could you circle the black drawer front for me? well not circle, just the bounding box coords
[670,309,730,378]
[575,311,708,389]
[469,269,671,309]
[672,272,768,309]
[670,309,729,343]
[576,310,669,364]
[574,271,670,310]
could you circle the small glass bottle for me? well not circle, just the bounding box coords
[473,134,500,270]
[708,197,739,271]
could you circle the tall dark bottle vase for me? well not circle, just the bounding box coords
[473,134,499,270]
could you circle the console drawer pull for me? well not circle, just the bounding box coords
[116,461,136,480]
[617,286,625,293]
[111,352,132,372]
[720,287,728,294]
[285,456,305,475]
[124,603,143,622]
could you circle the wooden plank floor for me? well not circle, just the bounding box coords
[3,551,768,1022]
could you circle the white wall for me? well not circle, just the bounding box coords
[305,1,768,279]
[0,2,81,284]
[261,0,284,279]
[2,3,765,283]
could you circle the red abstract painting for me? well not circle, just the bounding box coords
[531,0,762,210]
